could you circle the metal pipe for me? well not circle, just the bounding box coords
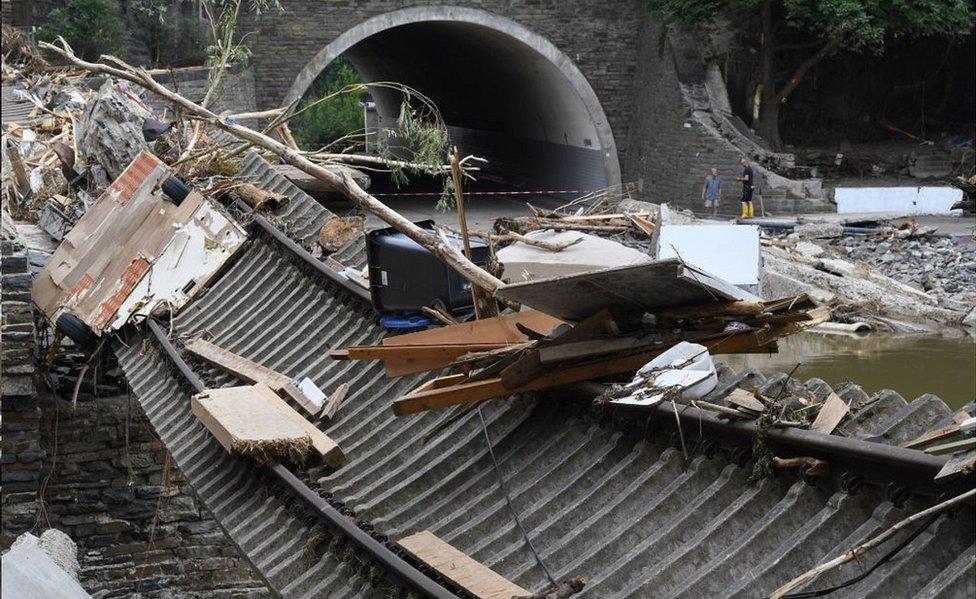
[251,214,372,304]
[146,316,457,598]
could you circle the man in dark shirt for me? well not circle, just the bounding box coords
[737,157,755,218]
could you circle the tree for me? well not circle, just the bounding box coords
[291,58,365,150]
[648,0,974,149]
[37,0,125,61]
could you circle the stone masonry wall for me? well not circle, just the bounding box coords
[2,227,43,532]
[152,64,258,116]
[238,0,643,173]
[622,22,750,211]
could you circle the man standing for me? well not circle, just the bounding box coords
[737,157,755,218]
[701,167,722,216]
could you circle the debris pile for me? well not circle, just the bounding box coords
[762,221,976,331]
[826,234,975,313]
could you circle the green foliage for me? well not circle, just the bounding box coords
[384,100,453,209]
[37,0,124,61]
[647,0,973,53]
[131,1,209,67]
[291,58,365,150]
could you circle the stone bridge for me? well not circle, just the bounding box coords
[239,1,773,205]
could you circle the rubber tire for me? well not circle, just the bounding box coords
[161,176,190,205]
[56,313,98,352]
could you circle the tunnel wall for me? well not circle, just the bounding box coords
[242,1,803,210]
[240,1,640,182]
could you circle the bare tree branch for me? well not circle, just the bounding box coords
[38,37,504,294]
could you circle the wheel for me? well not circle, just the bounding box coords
[161,176,190,205]
[56,313,98,352]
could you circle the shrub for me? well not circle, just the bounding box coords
[37,0,124,61]
[292,57,365,151]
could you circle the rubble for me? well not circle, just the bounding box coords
[2,530,90,599]
[3,27,972,599]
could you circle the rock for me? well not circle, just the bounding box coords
[795,222,844,239]
[794,241,824,258]
[78,81,151,179]
[618,199,659,215]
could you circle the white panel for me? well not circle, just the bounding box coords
[657,225,760,286]
[834,187,963,215]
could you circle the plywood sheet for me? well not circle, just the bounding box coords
[495,258,758,321]
[398,530,530,599]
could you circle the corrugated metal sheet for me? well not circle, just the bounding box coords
[215,131,335,246]
[1,84,35,126]
[116,231,975,598]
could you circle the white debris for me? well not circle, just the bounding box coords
[610,342,717,408]
[497,230,652,281]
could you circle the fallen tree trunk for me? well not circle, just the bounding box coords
[39,38,504,294]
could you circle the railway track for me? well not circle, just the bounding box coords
[113,149,974,598]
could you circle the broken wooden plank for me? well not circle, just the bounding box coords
[397,530,530,599]
[185,337,289,387]
[810,392,849,434]
[381,310,563,347]
[628,213,656,236]
[924,438,976,456]
[903,423,961,450]
[500,308,616,389]
[656,300,766,322]
[321,383,348,423]
[184,337,320,417]
[727,389,766,414]
[393,326,791,415]
[191,386,313,464]
[251,383,344,467]
[934,449,976,481]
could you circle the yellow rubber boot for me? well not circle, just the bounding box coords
[740,203,748,218]
[747,202,755,217]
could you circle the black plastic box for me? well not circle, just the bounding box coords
[366,220,489,314]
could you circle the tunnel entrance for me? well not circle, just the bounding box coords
[285,7,620,198]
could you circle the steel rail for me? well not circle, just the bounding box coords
[251,214,373,304]
[563,381,957,494]
[145,318,458,599]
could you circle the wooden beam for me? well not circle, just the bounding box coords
[397,531,530,599]
[809,392,849,435]
[184,338,320,417]
[903,423,961,450]
[321,383,348,423]
[500,308,616,390]
[656,300,765,321]
[380,310,563,347]
[727,389,765,414]
[252,383,344,467]
[392,326,795,415]
[924,438,976,456]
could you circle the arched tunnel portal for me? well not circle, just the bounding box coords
[284,7,621,195]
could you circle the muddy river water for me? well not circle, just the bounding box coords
[722,332,976,409]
